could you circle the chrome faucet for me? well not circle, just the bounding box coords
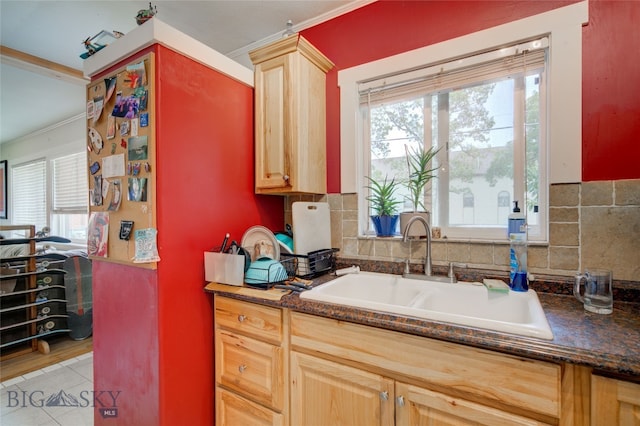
[402,215,432,277]
[402,215,466,283]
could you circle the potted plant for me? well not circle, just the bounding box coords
[400,145,440,238]
[365,175,402,237]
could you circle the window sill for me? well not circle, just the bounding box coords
[357,235,549,247]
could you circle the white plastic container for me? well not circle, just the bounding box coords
[204,252,245,286]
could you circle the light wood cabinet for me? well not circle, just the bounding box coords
[216,388,283,426]
[212,297,627,426]
[290,311,562,425]
[214,297,288,425]
[249,35,334,195]
[591,375,640,426]
[290,351,394,425]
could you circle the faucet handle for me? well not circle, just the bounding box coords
[448,262,468,283]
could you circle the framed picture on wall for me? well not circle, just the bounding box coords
[0,160,7,219]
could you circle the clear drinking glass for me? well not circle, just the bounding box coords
[574,269,613,314]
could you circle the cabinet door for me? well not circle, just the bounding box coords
[254,54,291,191]
[290,351,394,426]
[216,387,283,426]
[592,375,640,426]
[215,329,284,410]
[395,382,551,426]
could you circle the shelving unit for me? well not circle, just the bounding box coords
[0,225,71,359]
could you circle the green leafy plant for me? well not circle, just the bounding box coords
[366,175,402,216]
[404,145,441,212]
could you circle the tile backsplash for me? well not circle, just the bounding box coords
[285,179,640,283]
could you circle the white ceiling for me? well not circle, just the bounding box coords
[0,0,365,145]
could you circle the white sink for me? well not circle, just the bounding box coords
[300,272,553,340]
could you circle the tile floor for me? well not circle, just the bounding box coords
[1,352,94,425]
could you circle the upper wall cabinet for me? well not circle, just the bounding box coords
[250,35,334,195]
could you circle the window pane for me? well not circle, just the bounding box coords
[524,73,542,233]
[51,212,88,242]
[369,97,425,217]
[437,79,514,229]
[12,160,47,231]
[53,152,88,212]
[51,152,88,242]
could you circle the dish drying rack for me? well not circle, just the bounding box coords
[242,248,339,288]
[280,248,339,279]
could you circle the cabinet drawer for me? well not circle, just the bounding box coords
[396,381,551,426]
[216,387,283,426]
[215,297,282,343]
[215,329,284,411]
[290,311,561,419]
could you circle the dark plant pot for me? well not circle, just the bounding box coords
[370,215,399,237]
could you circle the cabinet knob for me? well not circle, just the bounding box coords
[380,391,389,401]
[237,314,246,322]
[238,364,247,373]
[283,175,290,182]
[396,395,405,407]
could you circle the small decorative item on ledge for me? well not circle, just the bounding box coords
[136,2,157,25]
[80,30,118,59]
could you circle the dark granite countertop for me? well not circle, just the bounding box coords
[205,273,640,379]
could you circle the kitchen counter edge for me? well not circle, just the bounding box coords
[204,279,640,380]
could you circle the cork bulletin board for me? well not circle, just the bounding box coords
[86,53,157,269]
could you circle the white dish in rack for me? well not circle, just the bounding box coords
[241,225,280,262]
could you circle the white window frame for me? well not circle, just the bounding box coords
[8,138,88,246]
[360,45,548,240]
[338,1,588,241]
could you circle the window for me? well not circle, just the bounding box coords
[339,1,588,243]
[10,152,88,243]
[360,38,547,240]
[51,152,89,242]
[12,159,47,232]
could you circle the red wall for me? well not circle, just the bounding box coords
[92,45,283,425]
[301,0,640,191]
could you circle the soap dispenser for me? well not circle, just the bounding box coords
[508,201,525,237]
[508,200,528,292]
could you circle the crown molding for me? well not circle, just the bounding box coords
[226,0,376,64]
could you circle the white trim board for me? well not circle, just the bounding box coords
[338,1,588,193]
[83,18,253,87]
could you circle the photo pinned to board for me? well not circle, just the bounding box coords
[88,211,109,258]
[92,96,104,124]
[128,177,147,202]
[130,118,139,137]
[124,60,147,88]
[112,92,140,119]
[104,76,117,103]
[107,115,116,139]
[128,136,148,161]
[107,179,122,211]
[120,120,129,136]
[91,175,102,206]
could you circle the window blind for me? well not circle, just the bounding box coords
[52,152,88,212]
[12,159,47,230]
[359,37,548,106]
